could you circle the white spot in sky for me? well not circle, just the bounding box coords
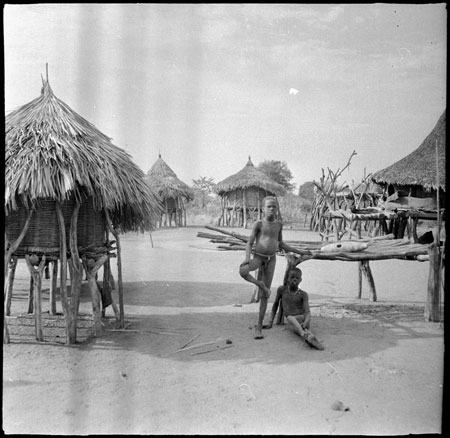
[289,88,299,95]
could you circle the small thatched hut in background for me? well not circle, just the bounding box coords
[214,156,286,228]
[145,154,194,227]
[4,75,162,344]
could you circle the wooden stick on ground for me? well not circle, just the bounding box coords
[179,334,200,350]
[191,345,233,356]
[170,337,226,355]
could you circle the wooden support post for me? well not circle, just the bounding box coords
[4,256,18,316]
[359,260,377,301]
[27,275,34,314]
[357,262,363,299]
[412,217,419,243]
[82,255,108,336]
[425,243,441,321]
[56,202,76,344]
[243,192,247,229]
[25,255,46,342]
[106,210,125,328]
[68,202,83,336]
[49,259,58,315]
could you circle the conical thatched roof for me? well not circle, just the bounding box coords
[214,156,286,196]
[372,110,446,191]
[5,79,163,232]
[145,154,194,201]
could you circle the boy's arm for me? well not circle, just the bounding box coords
[302,291,311,328]
[264,286,283,329]
[278,225,313,257]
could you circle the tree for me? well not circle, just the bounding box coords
[192,176,216,209]
[257,160,296,193]
[192,176,216,193]
[297,181,315,201]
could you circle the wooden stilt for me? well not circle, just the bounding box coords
[83,255,108,336]
[106,210,125,328]
[25,254,46,341]
[49,259,58,315]
[357,262,363,299]
[27,275,34,314]
[359,260,377,301]
[56,202,76,344]
[4,256,18,316]
[425,140,443,322]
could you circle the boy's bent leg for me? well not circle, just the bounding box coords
[239,257,271,297]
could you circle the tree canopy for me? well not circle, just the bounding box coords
[257,160,295,193]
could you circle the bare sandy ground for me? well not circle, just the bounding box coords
[3,226,445,435]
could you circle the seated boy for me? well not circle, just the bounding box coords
[264,267,323,349]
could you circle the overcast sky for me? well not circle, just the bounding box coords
[4,3,447,190]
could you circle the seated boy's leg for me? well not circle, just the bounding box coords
[286,315,306,337]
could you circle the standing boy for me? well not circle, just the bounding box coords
[239,196,310,339]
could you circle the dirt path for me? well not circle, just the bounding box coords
[3,227,444,434]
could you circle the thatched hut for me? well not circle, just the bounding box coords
[145,154,194,227]
[214,156,286,228]
[372,110,446,202]
[371,110,445,240]
[4,75,162,344]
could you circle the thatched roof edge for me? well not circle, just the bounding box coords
[5,79,163,232]
[214,157,286,196]
[145,155,195,201]
[372,110,446,191]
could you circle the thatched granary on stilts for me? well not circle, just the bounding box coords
[4,74,162,344]
[372,110,446,240]
[214,157,286,228]
[145,154,194,227]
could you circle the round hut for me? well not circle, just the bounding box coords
[145,154,194,227]
[4,76,162,344]
[372,110,446,199]
[371,110,446,240]
[214,156,286,228]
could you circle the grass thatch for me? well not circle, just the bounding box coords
[214,156,286,196]
[145,155,195,201]
[5,80,163,232]
[372,110,446,191]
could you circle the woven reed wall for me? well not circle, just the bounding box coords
[5,196,106,255]
[225,188,273,208]
[165,197,177,210]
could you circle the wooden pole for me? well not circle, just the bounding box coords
[49,259,58,315]
[106,210,125,328]
[68,202,83,333]
[4,256,18,316]
[27,275,34,314]
[425,243,441,321]
[425,140,442,322]
[56,202,76,344]
[357,262,363,299]
[82,255,108,336]
[243,192,247,229]
[359,260,377,301]
[25,254,46,341]
[4,210,33,343]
